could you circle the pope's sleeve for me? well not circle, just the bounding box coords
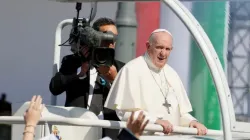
[180,113,197,127]
[104,66,143,111]
[176,73,193,114]
[175,73,197,127]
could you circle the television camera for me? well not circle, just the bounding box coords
[60,2,116,67]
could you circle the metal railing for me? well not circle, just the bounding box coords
[0,116,223,136]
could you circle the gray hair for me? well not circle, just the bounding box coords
[148,29,173,45]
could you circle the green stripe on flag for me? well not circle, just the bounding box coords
[189,2,228,130]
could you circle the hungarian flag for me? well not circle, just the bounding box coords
[136,1,228,130]
[136,2,160,57]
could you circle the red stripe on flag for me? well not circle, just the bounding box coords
[135,2,160,57]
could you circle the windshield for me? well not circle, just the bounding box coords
[160,0,250,131]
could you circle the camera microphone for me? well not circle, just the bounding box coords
[101,31,117,42]
[79,26,116,48]
[79,26,100,48]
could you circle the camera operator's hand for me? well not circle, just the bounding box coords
[81,46,90,58]
[78,62,89,77]
[77,46,90,77]
[98,65,117,82]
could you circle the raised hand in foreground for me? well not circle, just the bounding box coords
[126,111,149,139]
[23,95,44,140]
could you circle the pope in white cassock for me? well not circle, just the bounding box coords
[104,29,207,135]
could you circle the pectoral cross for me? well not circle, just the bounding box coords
[163,99,171,114]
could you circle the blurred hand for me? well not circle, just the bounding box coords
[189,121,207,135]
[78,62,89,77]
[98,65,117,82]
[155,119,173,134]
[81,46,90,58]
[127,111,149,139]
[24,95,44,126]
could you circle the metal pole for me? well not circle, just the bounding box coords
[51,19,73,105]
[248,51,250,120]
[0,116,223,136]
[115,2,137,63]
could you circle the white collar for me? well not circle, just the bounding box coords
[90,66,96,74]
[143,52,163,73]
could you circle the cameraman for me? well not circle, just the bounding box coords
[49,17,125,139]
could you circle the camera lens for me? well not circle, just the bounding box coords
[95,52,106,64]
[92,48,114,67]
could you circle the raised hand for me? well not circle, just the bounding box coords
[24,95,44,126]
[126,111,149,139]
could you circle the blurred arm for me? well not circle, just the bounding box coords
[49,55,82,95]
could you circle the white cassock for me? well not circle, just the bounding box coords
[104,52,196,128]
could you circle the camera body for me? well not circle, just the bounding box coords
[69,17,116,68]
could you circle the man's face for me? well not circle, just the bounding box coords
[146,32,173,68]
[99,25,118,49]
